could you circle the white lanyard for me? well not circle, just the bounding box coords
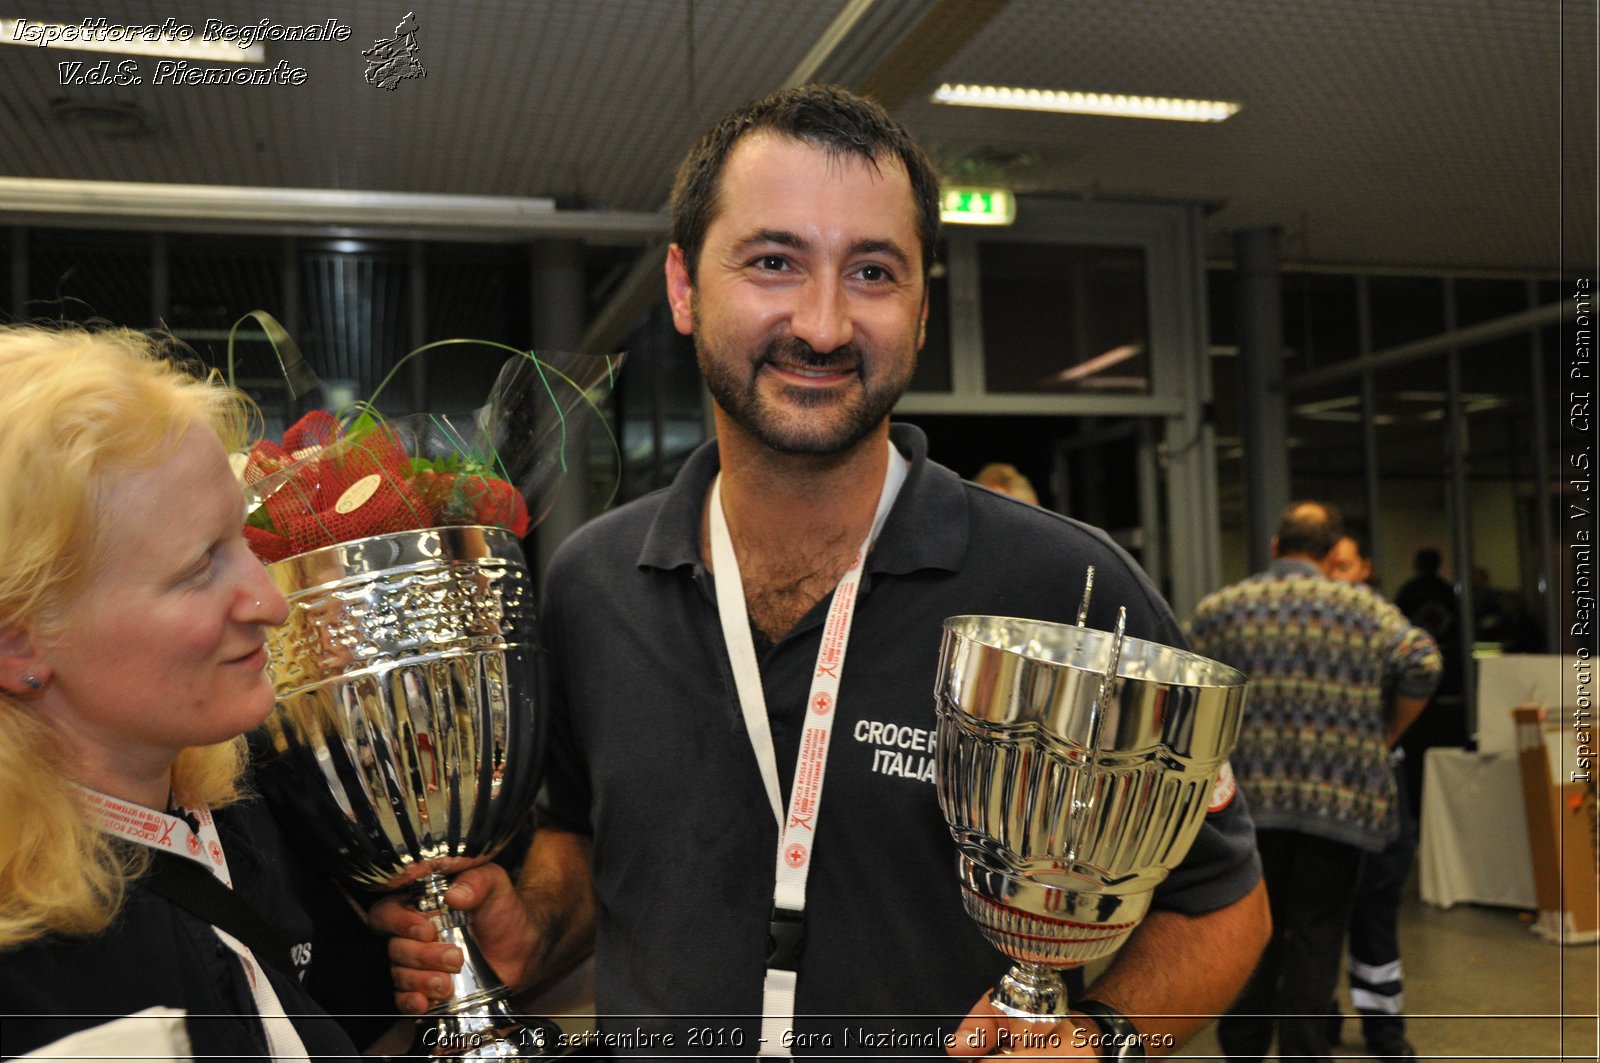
[707,440,908,1055]
[82,788,312,1063]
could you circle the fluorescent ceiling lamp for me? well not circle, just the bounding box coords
[0,177,560,226]
[1075,375,1148,391]
[933,83,1240,123]
[1392,390,1506,415]
[1295,391,1505,425]
[1293,396,1396,426]
[1052,344,1142,385]
[0,19,265,62]
[0,176,671,240]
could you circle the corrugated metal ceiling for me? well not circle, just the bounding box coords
[0,0,1592,273]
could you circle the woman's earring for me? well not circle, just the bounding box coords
[21,675,44,692]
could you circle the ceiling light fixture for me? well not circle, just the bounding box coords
[0,19,265,62]
[49,98,153,138]
[933,83,1241,123]
[1052,344,1143,385]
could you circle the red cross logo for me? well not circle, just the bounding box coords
[1208,762,1238,813]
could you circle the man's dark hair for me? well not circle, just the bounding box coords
[1275,500,1344,560]
[668,84,942,283]
[1414,547,1442,574]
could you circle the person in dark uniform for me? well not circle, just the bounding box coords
[1394,548,1458,647]
[1392,547,1466,818]
[1323,531,1426,1063]
[0,325,360,1061]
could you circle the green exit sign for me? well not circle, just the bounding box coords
[940,186,1016,225]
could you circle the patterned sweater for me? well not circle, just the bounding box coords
[1185,558,1442,851]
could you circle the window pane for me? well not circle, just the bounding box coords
[907,265,951,393]
[28,228,151,326]
[1281,272,1359,372]
[167,234,288,425]
[424,244,528,415]
[1369,275,1446,350]
[1209,342,1250,586]
[1286,375,1369,540]
[299,240,410,413]
[1454,277,1532,328]
[1370,359,1471,771]
[0,231,12,321]
[1456,319,1551,655]
[612,306,704,501]
[978,242,1149,394]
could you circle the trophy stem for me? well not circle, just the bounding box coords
[991,962,1073,1021]
[412,873,561,1058]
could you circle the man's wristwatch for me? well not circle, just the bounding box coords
[1073,999,1146,1061]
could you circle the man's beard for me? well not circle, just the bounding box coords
[696,331,912,458]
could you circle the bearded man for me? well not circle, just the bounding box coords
[377,84,1269,1060]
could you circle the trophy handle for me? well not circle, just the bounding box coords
[1064,606,1126,865]
[1075,565,1096,628]
[411,873,563,1058]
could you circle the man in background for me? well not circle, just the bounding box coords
[1394,547,1457,644]
[1187,502,1442,1063]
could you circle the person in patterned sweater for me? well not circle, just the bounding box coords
[1185,501,1441,1063]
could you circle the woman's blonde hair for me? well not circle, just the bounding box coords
[0,324,260,948]
[974,462,1039,506]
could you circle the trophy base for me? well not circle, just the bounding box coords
[955,850,1147,968]
[991,962,1073,1022]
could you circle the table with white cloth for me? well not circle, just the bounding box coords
[1418,746,1538,909]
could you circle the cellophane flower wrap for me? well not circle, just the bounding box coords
[238,335,621,564]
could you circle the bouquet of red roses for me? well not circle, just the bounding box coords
[233,320,621,564]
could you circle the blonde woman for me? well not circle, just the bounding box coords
[0,326,357,1060]
[973,461,1039,505]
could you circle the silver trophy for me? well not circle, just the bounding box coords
[934,601,1248,1021]
[256,525,557,1058]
